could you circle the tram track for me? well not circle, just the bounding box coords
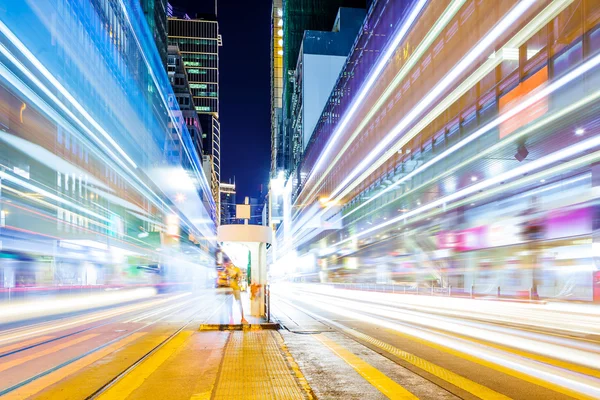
[0,294,200,362]
[274,290,600,400]
[0,291,221,398]
[86,295,230,399]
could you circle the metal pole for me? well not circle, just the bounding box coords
[267,284,270,322]
[470,284,474,299]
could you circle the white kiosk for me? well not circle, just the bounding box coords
[217,199,272,318]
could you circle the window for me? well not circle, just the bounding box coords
[588,27,600,57]
[553,41,582,77]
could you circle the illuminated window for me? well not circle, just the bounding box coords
[187,69,207,75]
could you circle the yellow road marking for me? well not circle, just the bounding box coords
[0,336,54,355]
[188,332,229,400]
[278,296,513,399]
[189,392,211,400]
[428,327,600,379]
[0,334,99,373]
[315,334,418,400]
[384,328,597,400]
[4,332,147,399]
[97,330,194,399]
[347,329,511,400]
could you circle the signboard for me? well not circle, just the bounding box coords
[236,204,251,220]
[499,66,548,139]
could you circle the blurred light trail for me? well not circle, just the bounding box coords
[327,0,535,201]
[332,81,600,225]
[0,21,137,169]
[290,0,570,232]
[277,286,600,399]
[302,0,428,188]
[291,50,600,250]
[0,291,192,345]
[0,171,109,222]
[338,144,600,246]
[295,0,468,212]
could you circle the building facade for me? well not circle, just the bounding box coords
[273,0,600,301]
[289,7,365,166]
[220,181,236,225]
[168,13,222,223]
[0,0,217,287]
[270,0,366,178]
[140,0,168,66]
[167,45,203,167]
[271,0,284,178]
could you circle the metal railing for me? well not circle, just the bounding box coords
[315,282,580,301]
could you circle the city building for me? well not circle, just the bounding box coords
[167,45,203,165]
[140,0,169,66]
[272,0,600,301]
[0,0,217,287]
[270,0,365,178]
[288,7,365,166]
[168,10,222,223]
[220,181,236,225]
[270,0,284,179]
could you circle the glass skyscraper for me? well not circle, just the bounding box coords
[140,0,169,66]
[168,14,222,223]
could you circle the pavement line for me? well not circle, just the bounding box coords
[384,328,598,400]
[4,332,147,399]
[188,332,230,400]
[279,296,510,400]
[274,331,316,400]
[0,335,54,355]
[0,333,99,373]
[315,334,418,400]
[427,326,600,379]
[96,330,194,400]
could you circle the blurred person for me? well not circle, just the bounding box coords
[225,261,248,324]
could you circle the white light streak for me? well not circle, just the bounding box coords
[327,0,536,201]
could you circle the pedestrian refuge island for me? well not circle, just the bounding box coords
[217,224,272,319]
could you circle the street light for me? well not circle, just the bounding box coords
[270,170,285,196]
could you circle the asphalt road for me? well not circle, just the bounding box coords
[0,289,228,399]
[271,284,600,400]
[0,285,598,399]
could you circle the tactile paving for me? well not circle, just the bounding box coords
[212,331,308,400]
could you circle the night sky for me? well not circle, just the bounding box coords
[170,0,272,200]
